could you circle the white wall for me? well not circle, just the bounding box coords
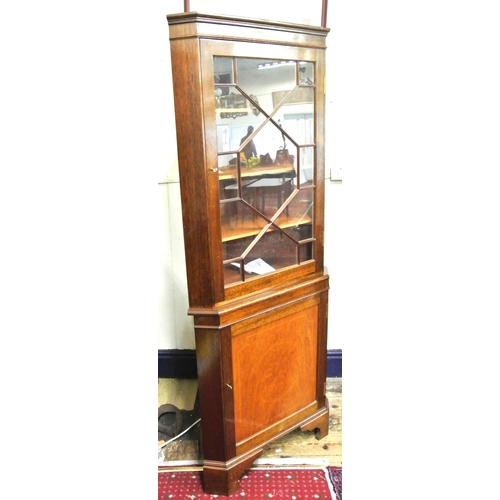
[158,182,195,349]
[158,3,344,350]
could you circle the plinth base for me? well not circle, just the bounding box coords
[202,402,330,496]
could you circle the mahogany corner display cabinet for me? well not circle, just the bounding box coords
[166,12,331,496]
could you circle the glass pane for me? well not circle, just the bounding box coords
[217,88,259,121]
[241,177,295,218]
[298,240,314,263]
[221,200,268,244]
[276,186,314,237]
[223,226,299,283]
[214,57,234,84]
[299,62,315,85]
[237,58,296,116]
[282,93,314,138]
[243,227,298,276]
[298,146,315,186]
[214,55,316,285]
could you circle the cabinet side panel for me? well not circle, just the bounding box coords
[195,328,231,461]
[169,37,216,307]
[315,292,329,406]
[231,305,318,443]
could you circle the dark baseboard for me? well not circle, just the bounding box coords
[158,348,342,379]
[158,349,198,379]
[327,349,342,378]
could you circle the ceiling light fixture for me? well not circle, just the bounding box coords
[257,60,296,70]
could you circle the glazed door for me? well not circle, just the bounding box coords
[213,55,317,287]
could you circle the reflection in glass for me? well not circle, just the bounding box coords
[242,177,294,218]
[214,57,234,84]
[275,186,314,232]
[220,200,268,243]
[244,227,298,276]
[299,62,315,85]
[214,56,317,284]
[298,146,315,185]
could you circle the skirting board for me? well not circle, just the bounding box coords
[158,349,342,379]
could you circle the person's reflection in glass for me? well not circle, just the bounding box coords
[240,126,257,160]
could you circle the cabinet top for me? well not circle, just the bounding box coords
[167,12,329,48]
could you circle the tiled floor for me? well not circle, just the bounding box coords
[158,377,342,467]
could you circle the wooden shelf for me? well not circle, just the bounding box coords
[218,163,296,181]
[222,216,312,242]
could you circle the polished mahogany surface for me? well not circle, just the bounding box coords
[232,304,318,443]
[167,13,330,496]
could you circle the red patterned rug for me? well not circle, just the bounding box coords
[158,466,342,499]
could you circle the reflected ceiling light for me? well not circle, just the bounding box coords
[257,61,295,69]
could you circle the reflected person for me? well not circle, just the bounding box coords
[240,126,257,160]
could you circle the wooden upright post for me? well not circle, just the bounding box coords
[321,0,328,28]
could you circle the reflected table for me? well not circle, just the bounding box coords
[220,163,296,214]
